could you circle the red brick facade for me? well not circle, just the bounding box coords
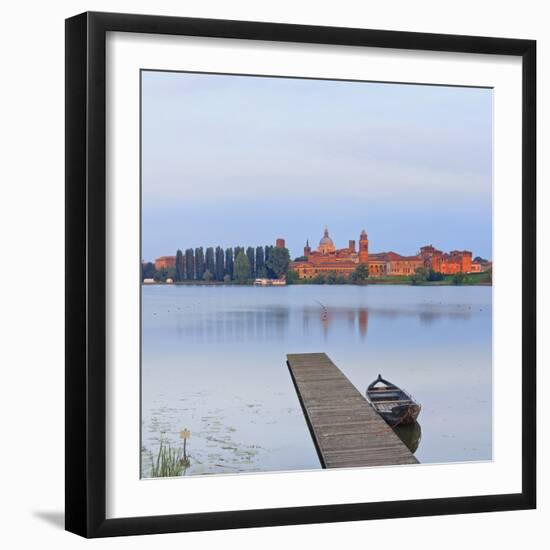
[290,229,479,279]
[419,245,473,274]
[154,256,176,270]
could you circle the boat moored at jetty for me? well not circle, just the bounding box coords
[366,375,421,426]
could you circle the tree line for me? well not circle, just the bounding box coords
[142,245,290,284]
[411,266,492,285]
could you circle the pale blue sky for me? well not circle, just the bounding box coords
[141,71,492,261]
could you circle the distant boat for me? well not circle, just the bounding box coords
[254,278,286,286]
[366,374,421,426]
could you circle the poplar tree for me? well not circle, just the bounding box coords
[265,245,275,278]
[255,246,265,278]
[195,247,205,280]
[215,246,225,281]
[234,251,250,284]
[185,248,195,280]
[246,247,255,278]
[205,247,215,275]
[225,248,234,279]
[175,249,184,282]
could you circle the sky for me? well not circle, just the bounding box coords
[141,70,493,261]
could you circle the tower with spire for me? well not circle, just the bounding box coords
[304,239,311,258]
[359,229,369,263]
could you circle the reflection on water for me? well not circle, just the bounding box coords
[394,422,422,454]
[141,285,492,477]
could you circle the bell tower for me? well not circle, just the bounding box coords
[304,239,311,258]
[359,229,369,263]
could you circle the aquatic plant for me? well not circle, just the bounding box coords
[150,434,191,478]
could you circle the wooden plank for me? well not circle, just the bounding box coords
[287,352,418,469]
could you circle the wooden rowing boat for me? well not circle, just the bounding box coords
[366,374,421,426]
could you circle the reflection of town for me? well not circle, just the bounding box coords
[167,302,478,344]
[306,304,370,341]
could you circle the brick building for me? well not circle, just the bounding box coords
[154,256,176,270]
[418,245,472,274]
[290,228,479,280]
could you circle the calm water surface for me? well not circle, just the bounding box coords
[141,284,492,477]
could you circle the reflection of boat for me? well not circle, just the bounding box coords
[394,421,422,453]
[366,374,421,426]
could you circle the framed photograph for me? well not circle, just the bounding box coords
[65,11,536,537]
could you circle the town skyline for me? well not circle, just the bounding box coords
[143,225,492,265]
[147,226,491,286]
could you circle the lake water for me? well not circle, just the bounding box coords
[141,284,492,477]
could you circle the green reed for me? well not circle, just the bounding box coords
[150,438,190,478]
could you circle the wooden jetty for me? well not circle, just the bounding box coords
[286,353,418,468]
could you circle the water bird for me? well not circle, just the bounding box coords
[314,300,328,320]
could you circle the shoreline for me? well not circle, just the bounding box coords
[142,280,492,287]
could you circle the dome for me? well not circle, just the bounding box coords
[318,227,336,253]
[319,227,334,246]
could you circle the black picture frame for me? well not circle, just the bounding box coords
[65,11,536,538]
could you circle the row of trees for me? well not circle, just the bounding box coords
[144,258,492,286]
[411,266,492,285]
[142,245,291,284]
